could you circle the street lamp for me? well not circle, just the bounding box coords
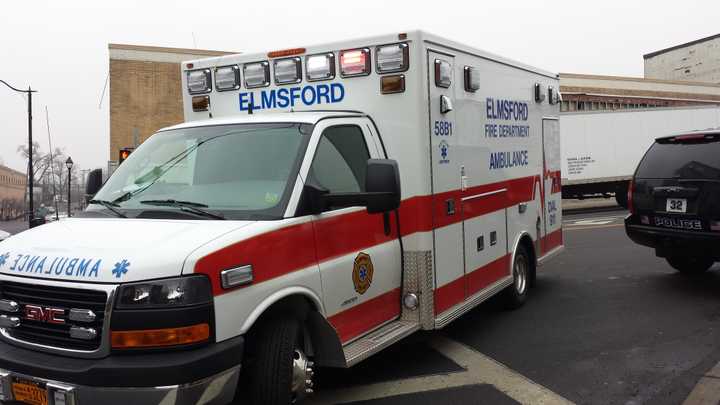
[65,157,73,218]
[0,80,37,223]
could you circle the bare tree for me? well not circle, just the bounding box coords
[17,143,75,212]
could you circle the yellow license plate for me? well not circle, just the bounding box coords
[12,379,48,405]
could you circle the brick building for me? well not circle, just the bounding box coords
[644,33,720,84]
[109,44,235,164]
[559,73,720,112]
[0,165,26,220]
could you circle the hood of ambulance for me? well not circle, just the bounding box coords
[0,218,255,283]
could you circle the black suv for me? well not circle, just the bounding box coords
[625,129,720,274]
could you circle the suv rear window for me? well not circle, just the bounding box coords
[636,136,720,180]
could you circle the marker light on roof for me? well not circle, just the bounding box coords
[215,65,240,91]
[464,66,479,92]
[274,57,302,85]
[376,43,408,73]
[244,61,270,88]
[340,48,371,77]
[187,69,212,94]
[267,48,306,59]
[306,53,335,81]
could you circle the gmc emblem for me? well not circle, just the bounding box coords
[23,305,66,325]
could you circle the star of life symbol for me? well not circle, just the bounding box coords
[112,259,130,278]
[439,140,450,164]
[358,265,368,281]
[0,253,9,268]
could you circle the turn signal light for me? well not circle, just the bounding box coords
[381,75,405,94]
[111,323,210,349]
[192,95,210,112]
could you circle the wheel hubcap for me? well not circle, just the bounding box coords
[514,254,528,294]
[291,348,314,403]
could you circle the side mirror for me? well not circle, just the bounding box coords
[302,159,401,215]
[85,169,103,198]
[364,159,401,214]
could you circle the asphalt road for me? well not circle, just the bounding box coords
[0,220,28,236]
[309,210,720,405]
[4,211,720,404]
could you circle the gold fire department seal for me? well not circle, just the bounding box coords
[352,253,374,295]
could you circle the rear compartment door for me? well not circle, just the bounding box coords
[541,118,563,254]
[427,50,465,315]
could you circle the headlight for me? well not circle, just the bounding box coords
[116,276,212,309]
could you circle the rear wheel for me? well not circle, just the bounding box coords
[504,245,530,309]
[242,319,314,405]
[666,257,714,274]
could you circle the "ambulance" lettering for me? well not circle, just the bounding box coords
[239,83,345,112]
[489,150,529,170]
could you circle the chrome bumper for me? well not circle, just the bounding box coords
[0,365,240,405]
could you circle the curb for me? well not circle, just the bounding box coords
[684,361,720,405]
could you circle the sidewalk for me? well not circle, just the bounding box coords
[562,198,620,213]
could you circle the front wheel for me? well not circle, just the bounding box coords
[666,257,714,275]
[242,319,314,405]
[504,245,530,309]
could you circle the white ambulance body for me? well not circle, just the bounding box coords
[0,31,562,405]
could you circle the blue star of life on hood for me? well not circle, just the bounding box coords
[112,259,130,278]
[0,253,9,268]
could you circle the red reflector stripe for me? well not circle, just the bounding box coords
[328,288,401,342]
[195,174,561,296]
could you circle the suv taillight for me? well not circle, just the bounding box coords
[628,179,635,214]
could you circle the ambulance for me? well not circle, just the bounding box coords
[0,31,563,405]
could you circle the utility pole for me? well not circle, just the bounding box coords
[0,80,37,224]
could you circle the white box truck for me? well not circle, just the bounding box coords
[0,31,562,405]
[561,105,720,206]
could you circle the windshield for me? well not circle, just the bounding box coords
[90,123,312,220]
[636,137,720,180]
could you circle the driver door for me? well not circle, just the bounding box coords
[304,119,402,344]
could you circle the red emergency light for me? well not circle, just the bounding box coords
[340,48,370,77]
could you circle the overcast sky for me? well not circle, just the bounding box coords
[1,0,718,173]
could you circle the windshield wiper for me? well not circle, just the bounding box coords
[88,199,128,218]
[139,199,225,220]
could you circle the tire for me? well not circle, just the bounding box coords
[666,257,714,275]
[241,319,313,405]
[504,245,530,309]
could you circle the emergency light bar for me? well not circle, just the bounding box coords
[215,65,240,91]
[434,59,452,88]
[376,43,408,73]
[340,48,371,77]
[244,61,270,88]
[187,69,212,94]
[274,57,302,85]
[306,53,336,81]
[464,66,480,92]
[548,86,560,105]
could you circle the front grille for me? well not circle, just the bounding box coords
[0,281,107,351]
